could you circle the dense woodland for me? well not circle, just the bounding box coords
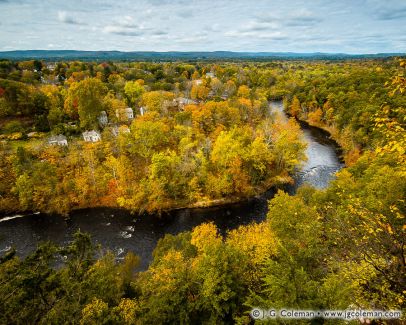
[0,59,307,215]
[0,58,405,323]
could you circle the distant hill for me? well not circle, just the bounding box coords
[0,50,404,61]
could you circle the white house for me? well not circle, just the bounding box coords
[82,130,101,142]
[98,111,108,126]
[206,72,215,78]
[111,125,130,137]
[163,99,177,108]
[175,97,197,109]
[48,134,68,146]
[46,63,56,71]
[116,107,134,121]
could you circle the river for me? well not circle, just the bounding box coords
[0,101,344,270]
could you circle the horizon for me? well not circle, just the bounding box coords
[1,0,405,54]
[0,49,405,55]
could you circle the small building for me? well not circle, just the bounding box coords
[116,107,134,121]
[176,97,196,105]
[193,79,203,86]
[48,134,68,146]
[163,99,177,108]
[46,63,56,71]
[206,72,215,78]
[111,125,131,137]
[82,130,101,142]
[98,111,108,126]
[175,97,197,109]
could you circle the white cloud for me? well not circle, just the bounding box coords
[103,25,142,36]
[0,0,405,53]
[57,11,85,25]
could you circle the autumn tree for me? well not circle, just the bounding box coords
[290,95,301,117]
[190,83,210,101]
[64,78,108,129]
[124,80,145,107]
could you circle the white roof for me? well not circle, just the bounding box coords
[48,134,67,142]
[82,130,100,136]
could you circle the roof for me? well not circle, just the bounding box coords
[177,97,196,103]
[116,107,133,114]
[82,130,100,136]
[48,134,67,142]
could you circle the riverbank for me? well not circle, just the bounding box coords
[0,173,293,220]
[290,111,358,165]
[0,111,345,220]
[0,113,343,269]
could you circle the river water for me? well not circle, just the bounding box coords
[0,101,343,270]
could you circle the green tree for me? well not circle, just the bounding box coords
[124,80,145,107]
[64,78,107,129]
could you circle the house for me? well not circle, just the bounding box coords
[48,134,68,146]
[98,111,108,126]
[163,99,177,108]
[111,125,130,137]
[175,97,197,109]
[193,79,203,86]
[82,130,101,142]
[206,72,215,78]
[46,63,56,71]
[116,107,134,121]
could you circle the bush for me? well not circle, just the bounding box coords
[3,120,23,134]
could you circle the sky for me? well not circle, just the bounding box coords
[0,0,405,54]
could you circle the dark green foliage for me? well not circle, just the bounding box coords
[0,231,139,324]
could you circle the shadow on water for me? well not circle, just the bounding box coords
[0,101,344,270]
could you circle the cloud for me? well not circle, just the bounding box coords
[374,6,406,20]
[1,0,404,53]
[146,0,189,5]
[58,11,85,25]
[257,9,322,27]
[103,25,142,36]
[103,16,147,36]
[173,33,208,43]
[225,29,288,41]
[176,9,194,18]
[287,9,323,25]
[151,30,168,36]
[118,16,139,28]
[225,9,321,42]
[240,21,279,32]
[203,24,220,32]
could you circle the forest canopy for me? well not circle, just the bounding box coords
[0,57,405,323]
